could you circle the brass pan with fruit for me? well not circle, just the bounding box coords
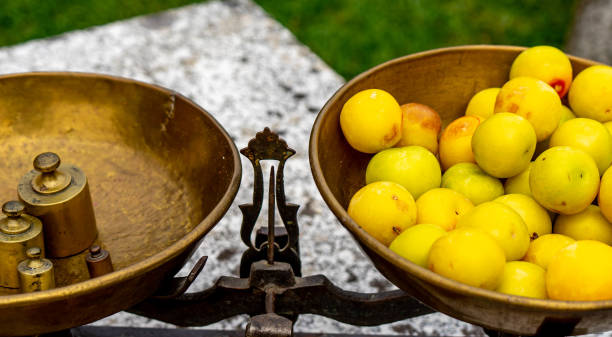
[310,45,612,335]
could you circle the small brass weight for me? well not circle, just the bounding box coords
[0,201,45,294]
[17,247,55,292]
[18,152,98,258]
[86,245,114,278]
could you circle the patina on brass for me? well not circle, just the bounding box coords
[86,244,114,278]
[0,72,241,336]
[17,247,55,293]
[52,242,95,286]
[310,45,612,336]
[0,200,44,294]
[18,151,98,258]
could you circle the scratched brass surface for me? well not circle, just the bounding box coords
[0,73,241,336]
[310,46,612,336]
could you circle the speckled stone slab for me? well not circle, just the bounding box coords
[568,0,612,66]
[0,1,609,336]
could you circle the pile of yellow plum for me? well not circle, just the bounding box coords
[341,46,612,301]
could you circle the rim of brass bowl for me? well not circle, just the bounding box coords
[0,72,242,307]
[310,45,612,318]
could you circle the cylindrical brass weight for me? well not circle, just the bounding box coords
[18,247,55,292]
[0,201,44,293]
[86,245,114,278]
[18,152,98,258]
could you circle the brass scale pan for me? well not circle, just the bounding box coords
[0,72,241,336]
[310,45,612,336]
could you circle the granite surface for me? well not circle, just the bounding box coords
[568,0,612,65]
[0,0,610,336]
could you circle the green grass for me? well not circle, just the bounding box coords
[0,0,206,47]
[255,0,578,79]
[0,0,577,80]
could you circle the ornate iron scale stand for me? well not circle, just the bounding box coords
[127,128,433,336]
[61,129,577,337]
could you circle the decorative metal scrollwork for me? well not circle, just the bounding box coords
[238,128,301,277]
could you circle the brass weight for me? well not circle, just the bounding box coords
[18,152,98,258]
[0,201,44,294]
[18,247,55,293]
[86,245,114,278]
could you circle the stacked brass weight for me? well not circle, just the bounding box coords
[18,152,98,285]
[18,247,55,292]
[0,201,44,294]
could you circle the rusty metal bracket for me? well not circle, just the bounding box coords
[129,260,433,328]
[151,256,208,299]
[239,128,301,277]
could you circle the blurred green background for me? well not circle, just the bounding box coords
[0,0,577,79]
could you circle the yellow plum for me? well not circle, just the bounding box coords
[472,113,536,178]
[494,77,561,142]
[549,118,612,175]
[523,234,575,270]
[530,146,599,215]
[510,46,573,98]
[389,224,447,268]
[457,201,530,261]
[465,88,500,120]
[365,146,441,199]
[348,181,417,246]
[546,240,612,301]
[416,188,474,231]
[441,162,504,205]
[439,115,482,170]
[340,89,402,153]
[554,205,612,245]
[428,227,505,290]
[569,65,612,122]
[396,103,441,155]
[496,261,547,299]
